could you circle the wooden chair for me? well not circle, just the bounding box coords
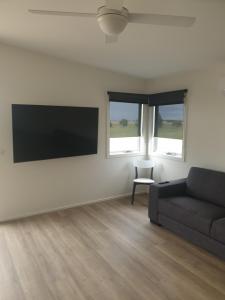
[131,159,155,205]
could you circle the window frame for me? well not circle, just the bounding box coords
[151,102,187,162]
[106,101,145,158]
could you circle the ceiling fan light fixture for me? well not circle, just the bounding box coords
[97,6,128,36]
[28,3,196,45]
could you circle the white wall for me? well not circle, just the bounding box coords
[3,43,225,221]
[147,65,225,182]
[0,44,147,221]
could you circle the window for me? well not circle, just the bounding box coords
[152,104,185,159]
[109,101,143,156]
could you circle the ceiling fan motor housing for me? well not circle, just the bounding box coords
[97,6,128,36]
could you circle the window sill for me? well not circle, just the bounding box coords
[108,151,145,159]
[151,152,184,162]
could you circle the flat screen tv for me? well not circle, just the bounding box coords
[12,104,99,163]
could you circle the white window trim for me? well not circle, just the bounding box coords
[150,101,187,162]
[106,102,146,158]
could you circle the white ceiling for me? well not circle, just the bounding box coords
[0,0,225,78]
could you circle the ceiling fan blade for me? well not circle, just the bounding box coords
[105,0,124,10]
[105,35,118,44]
[129,13,196,27]
[28,9,96,18]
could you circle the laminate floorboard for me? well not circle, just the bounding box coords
[1,195,225,300]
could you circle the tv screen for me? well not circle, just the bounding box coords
[12,104,99,163]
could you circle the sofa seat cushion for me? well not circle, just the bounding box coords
[211,218,225,245]
[158,196,225,235]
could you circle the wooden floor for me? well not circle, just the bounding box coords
[1,195,225,300]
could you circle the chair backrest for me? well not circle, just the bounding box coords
[133,160,155,169]
[133,160,155,179]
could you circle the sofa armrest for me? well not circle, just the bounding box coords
[155,179,187,198]
[149,178,187,224]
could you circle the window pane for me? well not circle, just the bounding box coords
[110,102,140,138]
[110,137,141,154]
[154,104,184,140]
[153,137,183,158]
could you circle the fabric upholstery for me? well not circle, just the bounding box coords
[187,167,225,207]
[158,196,225,235]
[148,167,225,260]
[149,179,186,223]
[159,214,225,261]
[211,218,225,245]
[155,179,187,198]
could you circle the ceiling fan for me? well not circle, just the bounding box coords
[28,0,196,43]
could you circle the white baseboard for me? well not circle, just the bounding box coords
[1,191,147,223]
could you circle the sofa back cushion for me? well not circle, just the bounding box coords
[187,167,225,207]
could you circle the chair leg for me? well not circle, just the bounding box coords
[131,183,136,205]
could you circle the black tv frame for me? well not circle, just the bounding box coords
[12,104,99,163]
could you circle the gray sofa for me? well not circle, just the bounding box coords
[149,167,225,260]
